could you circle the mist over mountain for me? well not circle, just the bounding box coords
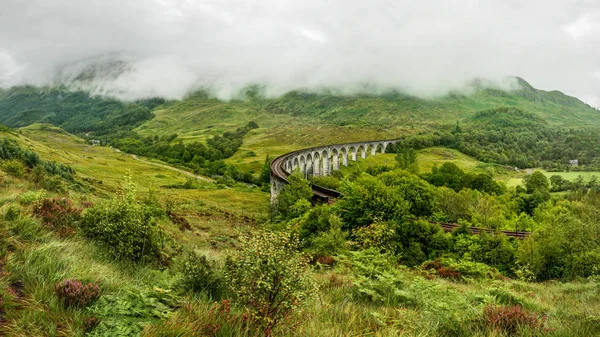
[1,0,599,105]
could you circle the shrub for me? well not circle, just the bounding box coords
[422,258,500,280]
[347,249,415,306]
[55,279,101,308]
[180,251,224,298]
[273,171,313,220]
[33,197,81,235]
[483,305,546,335]
[80,177,175,264]
[352,221,398,254]
[224,231,315,333]
[18,190,42,205]
[2,159,26,178]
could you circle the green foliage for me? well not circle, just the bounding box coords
[523,171,550,193]
[179,251,224,298]
[422,258,501,280]
[274,171,313,220]
[336,174,409,229]
[80,176,175,264]
[224,231,315,332]
[352,221,399,255]
[347,249,414,306]
[292,204,348,258]
[396,219,450,267]
[309,175,342,190]
[304,213,348,257]
[424,162,503,195]
[518,197,600,280]
[452,233,517,275]
[378,170,438,217]
[2,159,25,177]
[395,147,418,173]
[88,288,179,337]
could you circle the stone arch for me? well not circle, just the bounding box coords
[341,147,349,166]
[292,157,300,171]
[299,156,306,173]
[376,142,385,154]
[305,153,313,176]
[312,151,321,176]
[366,144,375,156]
[331,148,340,171]
[358,145,367,159]
[349,146,358,161]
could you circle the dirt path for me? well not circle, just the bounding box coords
[129,154,213,182]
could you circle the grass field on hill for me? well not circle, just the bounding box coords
[13,124,269,250]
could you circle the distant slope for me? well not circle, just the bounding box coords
[137,78,600,143]
[0,86,164,133]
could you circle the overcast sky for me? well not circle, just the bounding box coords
[0,0,599,106]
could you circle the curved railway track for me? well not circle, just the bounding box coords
[270,141,531,239]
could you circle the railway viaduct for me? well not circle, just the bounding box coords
[269,139,398,204]
[269,138,530,239]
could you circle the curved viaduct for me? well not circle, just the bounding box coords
[269,139,530,239]
[270,139,398,203]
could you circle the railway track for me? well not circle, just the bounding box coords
[270,144,530,239]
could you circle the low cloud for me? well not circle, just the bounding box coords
[0,0,599,105]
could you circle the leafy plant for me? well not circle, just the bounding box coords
[224,231,315,334]
[80,176,175,264]
[180,251,224,298]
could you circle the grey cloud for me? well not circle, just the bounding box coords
[0,0,599,105]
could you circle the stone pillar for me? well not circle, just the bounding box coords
[342,150,348,166]
[313,156,320,176]
[381,143,387,154]
[361,147,366,159]
[351,149,357,161]
[332,153,340,171]
[322,152,330,176]
[371,145,377,156]
[270,175,284,205]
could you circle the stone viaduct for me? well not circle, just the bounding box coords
[270,139,399,204]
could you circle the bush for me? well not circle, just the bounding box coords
[55,279,101,308]
[224,231,315,333]
[80,177,174,264]
[2,159,26,177]
[33,197,81,235]
[180,251,224,298]
[483,305,546,335]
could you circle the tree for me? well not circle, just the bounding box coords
[258,155,272,186]
[336,174,410,230]
[395,147,419,174]
[224,232,315,334]
[274,171,313,220]
[523,171,549,193]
